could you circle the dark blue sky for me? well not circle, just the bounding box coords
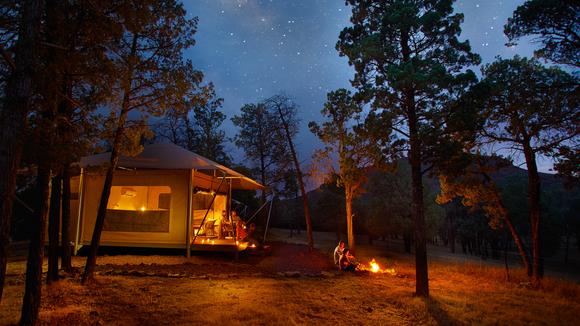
[183,0,550,174]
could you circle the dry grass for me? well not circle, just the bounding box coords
[2,230,579,325]
[2,253,579,326]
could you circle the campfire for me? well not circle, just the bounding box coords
[363,258,396,275]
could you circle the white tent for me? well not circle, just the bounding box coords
[72,143,263,256]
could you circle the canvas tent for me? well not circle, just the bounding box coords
[72,143,264,256]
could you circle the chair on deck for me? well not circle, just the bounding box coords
[204,220,216,237]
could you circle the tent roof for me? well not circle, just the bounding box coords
[80,143,264,190]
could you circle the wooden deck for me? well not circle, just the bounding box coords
[190,237,249,252]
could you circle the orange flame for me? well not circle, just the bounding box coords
[369,259,380,273]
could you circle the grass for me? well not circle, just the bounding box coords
[2,253,579,325]
[2,229,579,325]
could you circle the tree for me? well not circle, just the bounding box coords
[504,0,580,67]
[232,102,288,202]
[309,89,387,254]
[157,83,228,164]
[337,0,480,296]
[437,155,533,275]
[474,56,578,285]
[0,0,43,305]
[81,0,202,284]
[188,88,230,164]
[265,94,314,251]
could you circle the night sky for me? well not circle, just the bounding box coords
[183,0,549,175]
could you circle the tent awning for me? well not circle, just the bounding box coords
[80,143,264,190]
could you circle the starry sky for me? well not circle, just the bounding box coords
[183,0,551,174]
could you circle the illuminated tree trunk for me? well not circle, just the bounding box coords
[345,189,355,254]
[482,173,532,276]
[0,0,43,303]
[523,141,542,286]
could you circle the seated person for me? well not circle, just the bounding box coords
[333,241,345,266]
[231,210,240,223]
[220,210,233,238]
[236,219,247,240]
[339,249,359,272]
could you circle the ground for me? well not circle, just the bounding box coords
[1,229,579,325]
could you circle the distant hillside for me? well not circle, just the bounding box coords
[273,158,575,232]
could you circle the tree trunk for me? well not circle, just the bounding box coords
[504,212,532,275]
[20,166,51,326]
[0,0,43,303]
[60,164,72,271]
[47,175,61,283]
[81,111,128,284]
[259,153,267,204]
[401,25,428,297]
[275,106,314,251]
[410,147,428,297]
[482,172,532,276]
[82,33,138,284]
[407,95,428,296]
[345,190,355,254]
[523,142,542,286]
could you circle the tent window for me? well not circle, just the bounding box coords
[192,193,214,210]
[104,186,171,232]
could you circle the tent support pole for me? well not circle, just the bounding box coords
[186,169,194,258]
[263,194,274,245]
[74,168,85,255]
[246,200,270,224]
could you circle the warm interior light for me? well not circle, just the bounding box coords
[140,206,146,211]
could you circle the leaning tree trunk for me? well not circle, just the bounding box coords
[47,174,61,283]
[504,212,532,276]
[483,173,532,276]
[20,165,51,326]
[81,32,137,285]
[275,107,314,251]
[81,108,128,284]
[523,142,542,286]
[0,0,43,303]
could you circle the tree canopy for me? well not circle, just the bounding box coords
[504,0,580,67]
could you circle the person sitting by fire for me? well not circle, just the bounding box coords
[339,248,359,272]
[333,241,345,267]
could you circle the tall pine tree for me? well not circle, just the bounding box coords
[337,0,479,296]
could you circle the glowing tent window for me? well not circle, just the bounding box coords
[104,186,171,232]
